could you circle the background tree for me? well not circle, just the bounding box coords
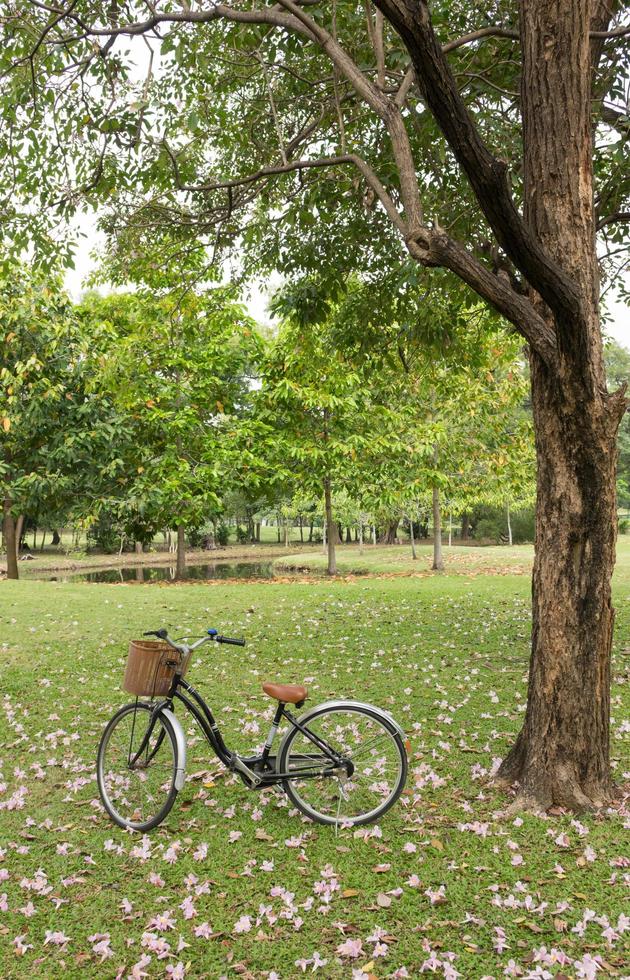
[1,263,132,579]
[258,312,397,575]
[82,287,261,576]
[605,338,630,512]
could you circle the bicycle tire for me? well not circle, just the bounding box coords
[278,702,408,827]
[97,701,179,832]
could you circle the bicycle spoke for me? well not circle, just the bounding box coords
[98,704,177,830]
[344,730,398,761]
[282,706,406,826]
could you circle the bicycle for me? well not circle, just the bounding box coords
[97,627,409,832]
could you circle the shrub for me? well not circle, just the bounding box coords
[215,522,229,546]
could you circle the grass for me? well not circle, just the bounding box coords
[275,542,535,577]
[0,544,628,978]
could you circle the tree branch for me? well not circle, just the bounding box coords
[441,20,630,55]
[442,26,519,53]
[374,0,581,326]
[406,227,557,366]
[164,150,407,235]
[597,211,630,230]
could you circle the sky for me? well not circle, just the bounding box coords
[64,214,630,348]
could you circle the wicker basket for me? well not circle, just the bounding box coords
[122,640,190,697]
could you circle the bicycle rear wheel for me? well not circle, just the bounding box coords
[278,702,408,827]
[97,702,179,832]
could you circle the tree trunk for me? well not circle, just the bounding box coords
[372,525,377,546]
[432,486,443,571]
[498,358,621,809]
[51,529,61,546]
[506,500,513,547]
[345,526,352,544]
[461,512,470,541]
[284,521,289,547]
[382,519,398,544]
[409,517,417,560]
[448,509,453,547]
[176,525,186,579]
[359,520,364,555]
[299,521,304,543]
[324,477,337,576]
[496,0,627,811]
[308,521,313,543]
[3,498,19,580]
[255,521,261,543]
[39,529,46,552]
[15,514,25,554]
[135,540,143,555]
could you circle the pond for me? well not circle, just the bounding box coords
[31,560,276,584]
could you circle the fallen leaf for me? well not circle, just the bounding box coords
[255,829,274,842]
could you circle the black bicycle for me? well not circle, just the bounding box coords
[96,627,409,831]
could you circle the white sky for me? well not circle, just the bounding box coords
[64,214,630,347]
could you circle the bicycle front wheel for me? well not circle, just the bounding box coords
[278,702,408,827]
[97,702,179,832]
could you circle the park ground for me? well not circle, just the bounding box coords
[0,543,628,978]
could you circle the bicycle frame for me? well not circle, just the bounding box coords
[140,674,347,790]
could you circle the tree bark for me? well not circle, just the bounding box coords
[496,0,626,811]
[461,512,470,541]
[176,525,186,579]
[3,498,19,580]
[324,477,337,576]
[506,500,513,547]
[409,516,417,560]
[432,486,443,571]
[382,519,399,544]
[51,529,61,546]
[15,514,25,554]
[135,540,143,555]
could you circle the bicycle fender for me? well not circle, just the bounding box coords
[277,699,406,769]
[161,708,187,790]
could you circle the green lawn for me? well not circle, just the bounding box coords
[0,548,628,978]
[275,542,535,577]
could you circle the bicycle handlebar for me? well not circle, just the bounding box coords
[216,635,246,647]
[142,628,245,650]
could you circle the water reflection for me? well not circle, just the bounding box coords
[39,561,275,584]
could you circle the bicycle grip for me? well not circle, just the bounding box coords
[217,635,245,647]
